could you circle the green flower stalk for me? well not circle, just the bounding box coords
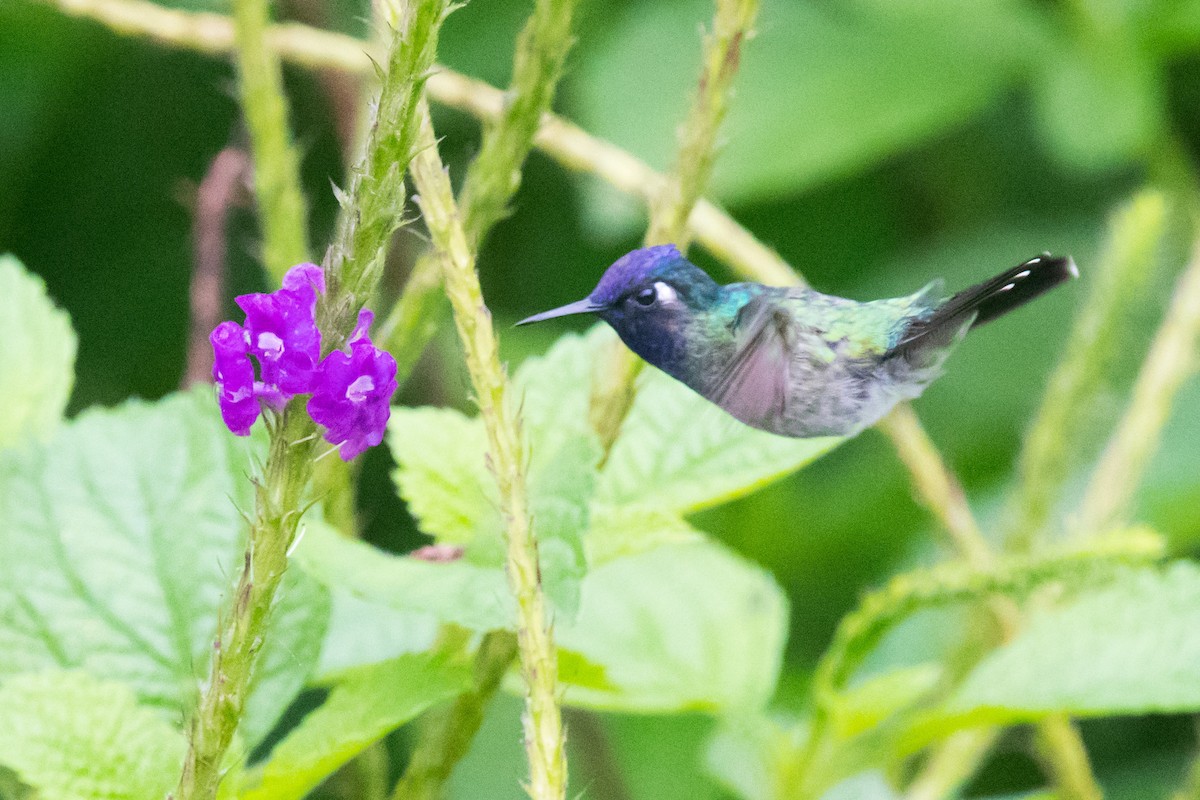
[177,3,448,797]
[409,103,566,800]
[230,0,310,283]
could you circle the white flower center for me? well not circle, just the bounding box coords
[346,375,375,402]
[256,331,284,359]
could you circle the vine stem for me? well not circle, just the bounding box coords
[409,101,566,800]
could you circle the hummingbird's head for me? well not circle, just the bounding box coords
[517,244,719,326]
[517,245,722,377]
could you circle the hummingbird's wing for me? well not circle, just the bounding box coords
[708,296,794,429]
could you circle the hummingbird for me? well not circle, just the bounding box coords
[517,245,1077,438]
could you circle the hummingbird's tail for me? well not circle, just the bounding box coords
[890,253,1078,360]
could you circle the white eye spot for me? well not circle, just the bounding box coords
[1014,269,1031,279]
[1026,256,1041,265]
[654,281,678,304]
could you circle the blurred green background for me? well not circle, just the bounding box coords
[3,0,1200,796]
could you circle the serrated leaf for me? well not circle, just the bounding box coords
[388,406,498,548]
[596,368,842,514]
[0,390,329,749]
[0,254,76,449]
[241,652,471,800]
[586,505,704,564]
[294,520,515,632]
[0,670,185,800]
[555,540,787,712]
[929,563,1200,732]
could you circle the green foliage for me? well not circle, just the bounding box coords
[241,652,471,800]
[0,254,75,450]
[0,670,186,800]
[942,562,1200,722]
[0,390,329,750]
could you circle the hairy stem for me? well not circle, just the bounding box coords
[1077,234,1200,533]
[1007,190,1167,550]
[42,0,797,290]
[176,3,447,796]
[230,0,311,282]
[409,102,566,800]
[177,407,318,800]
[590,0,760,452]
[379,0,582,376]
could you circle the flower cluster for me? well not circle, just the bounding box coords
[210,263,398,460]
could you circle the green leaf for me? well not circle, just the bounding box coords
[0,254,76,450]
[241,652,471,800]
[294,519,515,632]
[0,390,329,748]
[704,714,806,800]
[596,367,841,514]
[556,540,787,712]
[933,563,1200,730]
[389,406,498,548]
[0,670,185,800]
[1032,36,1163,171]
[572,0,1042,208]
[313,588,439,681]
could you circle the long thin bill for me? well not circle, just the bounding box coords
[515,298,602,326]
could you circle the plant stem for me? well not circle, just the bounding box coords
[409,102,566,800]
[319,0,449,345]
[379,0,582,374]
[1077,234,1200,534]
[230,0,310,283]
[177,406,318,800]
[590,0,760,451]
[645,0,758,250]
[876,404,994,568]
[391,632,519,800]
[1006,190,1167,550]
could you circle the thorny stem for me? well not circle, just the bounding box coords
[230,0,311,283]
[1077,235,1200,534]
[409,102,566,800]
[177,2,448,796]
[380,0,582,375]
[319,0,449,346]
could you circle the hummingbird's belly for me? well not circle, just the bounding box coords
[757,354,941,438]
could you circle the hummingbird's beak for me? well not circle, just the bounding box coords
[515,298,603,326]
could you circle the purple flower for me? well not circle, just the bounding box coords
[307,310,398,461]
[210,320,259,435]
[211,263,397,460]
[211,263,324,432]
[236,263,325,402]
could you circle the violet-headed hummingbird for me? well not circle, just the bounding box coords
[517,245,1076,438]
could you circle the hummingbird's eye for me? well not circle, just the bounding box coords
[633,287,657,307]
